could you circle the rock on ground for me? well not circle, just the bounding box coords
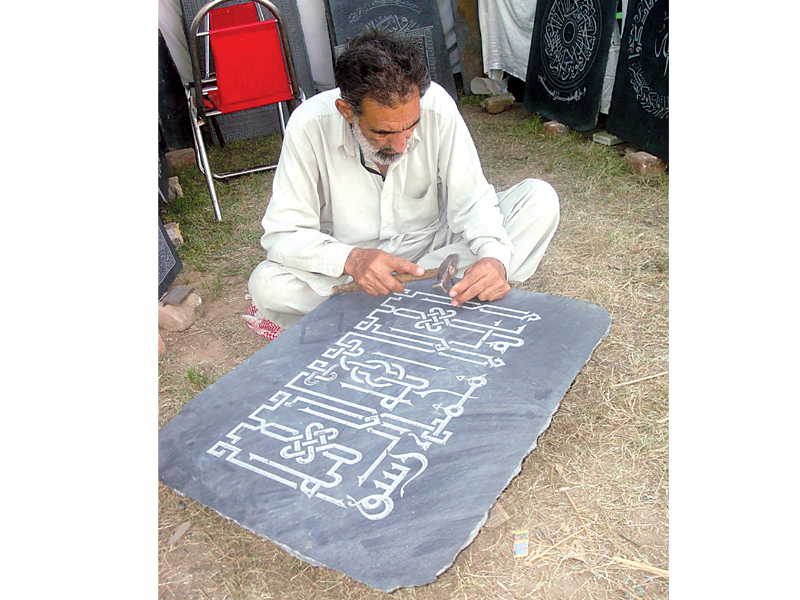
[159,293,204,332]
[626,150,668,175]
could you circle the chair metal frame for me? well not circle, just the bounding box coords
[185,0,304,221]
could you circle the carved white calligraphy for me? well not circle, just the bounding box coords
[207,290,543,520]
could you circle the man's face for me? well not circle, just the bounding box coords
[337,90,421,166]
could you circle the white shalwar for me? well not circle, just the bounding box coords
[248,82,559,328]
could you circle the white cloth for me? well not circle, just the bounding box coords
[296,0,336,90]
[437,0,462,73]
[248,82,559,328]
[478,0,538,82]
[601,20,622,114]
[158,0,192,85]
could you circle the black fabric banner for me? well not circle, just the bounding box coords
[606,0,668,160]
[523,0,617,131]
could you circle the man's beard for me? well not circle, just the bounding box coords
[351,114,407,166]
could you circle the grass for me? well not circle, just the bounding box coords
[158,97,669,600]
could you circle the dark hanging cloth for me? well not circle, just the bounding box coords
[606,0,668,160]
[523,0,618,131]
[158,30,193,151]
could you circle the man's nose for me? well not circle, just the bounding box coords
[388,131,412,153]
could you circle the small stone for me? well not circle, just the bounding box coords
[158,292,204,332]
[158,333,166,356]
[161,284,194,306]
[544,121,570,138]
[168,176,184,201]
[166,148,197,170]
[164,222,184,248]
[480,93,515,114]
[592,130,624,146]
[626,151,668,175]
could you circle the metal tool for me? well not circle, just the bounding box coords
[331,253,459,295]
[431,253,459,295]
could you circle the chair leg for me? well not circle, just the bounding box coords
[277,102,286,138]
[187,95,224,221]
[196,131,223,222]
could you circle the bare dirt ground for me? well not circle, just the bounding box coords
[158,100,668,600]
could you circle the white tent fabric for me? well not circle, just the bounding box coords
[437,0,463,74]
[159,0,193,85]
[478,0,537,83]
[296,0,336,90]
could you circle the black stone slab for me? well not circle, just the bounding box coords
[523,0,617,131]
[606,0,668,160]
[158,218,182,298]
[180,0,316,142]
[158,281,611,591]
[158,124,182,297]
[324,0,458,101]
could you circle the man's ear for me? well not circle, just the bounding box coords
[335,99,354,125]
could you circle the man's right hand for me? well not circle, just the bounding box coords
[344,248,425,296]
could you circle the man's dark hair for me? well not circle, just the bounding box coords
[334,28,431,114]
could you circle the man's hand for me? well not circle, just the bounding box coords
[448,257,510,306]
[344,248,425,296]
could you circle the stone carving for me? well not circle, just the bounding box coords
[205,289,541,521]
[159,281,611,591]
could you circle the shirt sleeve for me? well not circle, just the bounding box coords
[434,92,514,276]
[258,118,354,277]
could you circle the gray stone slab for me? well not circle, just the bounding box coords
[158,280,611,591]
[157,217,182,299]
[324,0,458,101]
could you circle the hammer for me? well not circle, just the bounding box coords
[331,253,460,296]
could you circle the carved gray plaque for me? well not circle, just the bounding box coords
[159,280,611,591]
[324,0,458,101]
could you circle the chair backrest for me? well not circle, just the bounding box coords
[208,2,258,29]
[204,3,293,114]
[188,1,299,117]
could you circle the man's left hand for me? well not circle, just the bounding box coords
[448,257,510,306]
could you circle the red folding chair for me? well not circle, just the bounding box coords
[186,0,304,221]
